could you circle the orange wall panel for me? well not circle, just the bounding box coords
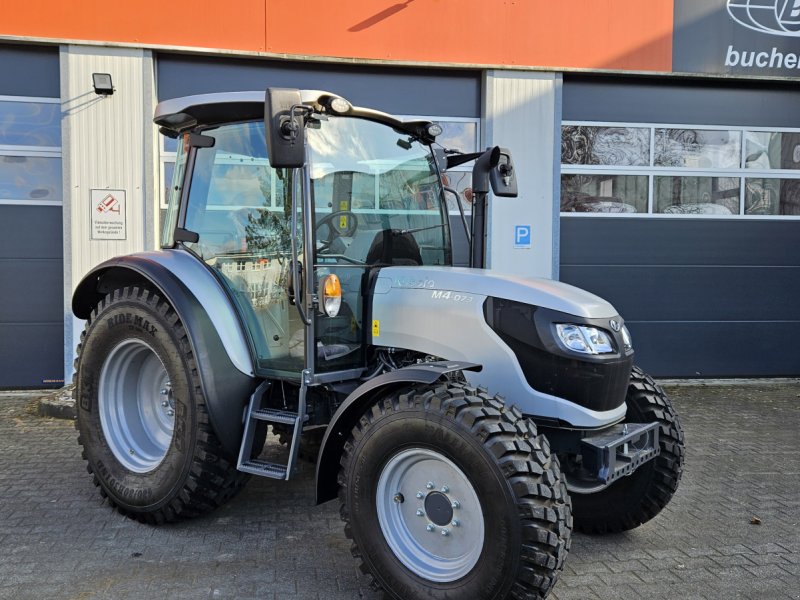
[2,0,672,72]
[2,0,267,52]
[266,0,673,71]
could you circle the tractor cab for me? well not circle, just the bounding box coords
[156,90,458,382]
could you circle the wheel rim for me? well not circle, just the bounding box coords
[375,448,485,583]
[98,339,175,473]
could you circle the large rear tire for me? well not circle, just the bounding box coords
[338,382,571,600]
[74,286,249,524]
[569,366,685,534]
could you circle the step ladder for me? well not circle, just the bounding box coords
[237,377,308,480]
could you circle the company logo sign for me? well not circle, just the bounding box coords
[727,0,800,36]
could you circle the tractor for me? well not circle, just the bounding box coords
[71,88,684,599]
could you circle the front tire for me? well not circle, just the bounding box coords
[339,382,571,600]
[569,366,685,534]
[74,286,248,524]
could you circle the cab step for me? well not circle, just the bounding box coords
[236,377,308,481]
[238,458,288,479]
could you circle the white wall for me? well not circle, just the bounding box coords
[482,71,561,280]
[60,45,157,379]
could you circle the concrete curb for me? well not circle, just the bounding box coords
[36,385,76,420]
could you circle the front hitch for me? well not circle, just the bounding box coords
[580,422,660,486]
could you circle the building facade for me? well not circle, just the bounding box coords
[1,0,798,387]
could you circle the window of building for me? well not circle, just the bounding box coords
[0,96,62,206]
[561,123,800,217]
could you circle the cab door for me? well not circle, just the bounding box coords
[175,120,307,378]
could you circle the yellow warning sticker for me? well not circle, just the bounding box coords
[339,200,349,211]
[372,320,380,337]
[339,215,348,229]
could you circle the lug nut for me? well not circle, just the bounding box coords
[441,485,449,493]
[416,491,424,499]
[451,519,460,527]
[451,500,460,509]
[160,388,168,395]
[166,409,175,417]
[426,524,435,532]
[441,528,450,537]
[161,400,169,407]
[416,509,424,517]
[426,482,435,490]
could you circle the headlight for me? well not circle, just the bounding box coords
[621,325,633,352]
[555,324,615,355]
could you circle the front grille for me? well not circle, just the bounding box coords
[484,297,632,413]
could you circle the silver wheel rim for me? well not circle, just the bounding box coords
[98,339,175,473]
[376,448,485,582]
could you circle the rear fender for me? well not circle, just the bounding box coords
[315,361,480,505]
[72,250,256,457]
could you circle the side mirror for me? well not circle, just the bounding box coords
[489,148,517,198]
[265,88,306,168]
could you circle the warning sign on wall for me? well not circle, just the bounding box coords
[91,189,126,240]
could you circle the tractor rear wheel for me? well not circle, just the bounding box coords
[569,366,685,534]
[74,286,249,524]
[338,382,571,600]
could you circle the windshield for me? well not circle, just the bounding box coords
[307,116,451,267]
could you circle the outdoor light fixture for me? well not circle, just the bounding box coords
[92,73,114,95]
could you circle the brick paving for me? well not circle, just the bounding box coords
[0,383,798,600]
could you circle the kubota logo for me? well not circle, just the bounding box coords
[727,0,800,36]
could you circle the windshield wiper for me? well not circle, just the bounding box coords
[398,223,445,235]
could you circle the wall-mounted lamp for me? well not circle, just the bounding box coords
[92,73,114,96]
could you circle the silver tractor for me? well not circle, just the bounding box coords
[72,88,684,599]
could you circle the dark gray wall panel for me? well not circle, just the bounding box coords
[560,219,800,267]
[0,324,64,389]
[156,54,481,117]
[627,322,800,378]
[0,44,60,97]
[0,205,63,259]
[0,260,63,322]
[563,75,800,128]
[561,265,799,322]
[561,217,800,377]
[0,206,63,388]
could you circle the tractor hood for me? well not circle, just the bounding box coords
[373,266,618,320]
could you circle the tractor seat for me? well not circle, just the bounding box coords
[365,229,422,266]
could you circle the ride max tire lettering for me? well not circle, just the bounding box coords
[569,366,685,534]
[73,286,249,524]
[338,382,572,600]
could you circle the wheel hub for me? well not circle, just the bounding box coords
[424,491,454,527]
[98,339,175,473]
[376,448,484,583]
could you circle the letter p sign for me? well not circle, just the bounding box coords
[514,225,531,249]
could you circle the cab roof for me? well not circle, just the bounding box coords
[153,89,437,143]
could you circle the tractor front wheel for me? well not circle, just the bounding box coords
[568,366,685,534]
[338,382,571,599]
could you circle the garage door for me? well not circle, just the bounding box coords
[0,45,63,389]
[559,76,800,377]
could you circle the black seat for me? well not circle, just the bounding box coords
[365,229,422,266]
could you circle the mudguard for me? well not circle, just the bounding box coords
[72,250,257,457]
[315,361,480,504]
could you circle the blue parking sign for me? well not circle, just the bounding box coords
[514,225,531,249]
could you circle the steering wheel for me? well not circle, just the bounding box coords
[315,210,359,251]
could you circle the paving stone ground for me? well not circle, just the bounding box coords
[0,383,798,600]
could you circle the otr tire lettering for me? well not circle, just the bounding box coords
[95,459,154,502]
[107,313,158,336]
